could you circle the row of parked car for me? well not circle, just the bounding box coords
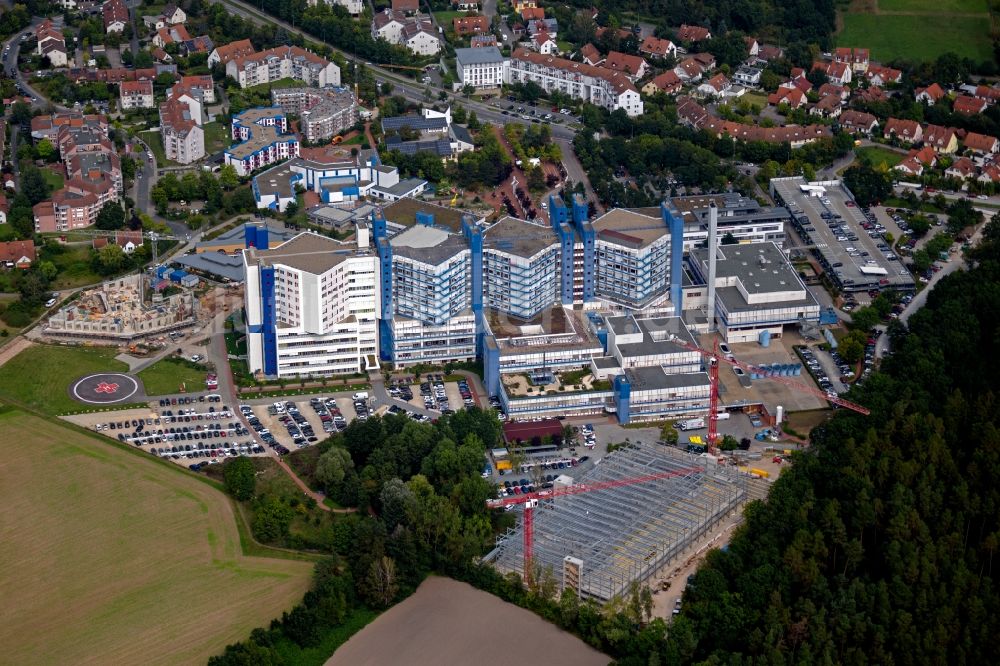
[310,397,348,434]
[159,406,233,424]
[799,347,843,397]
[156,395,222,407]
[241,405,290,455]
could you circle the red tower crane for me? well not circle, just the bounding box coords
[486,465,705,583]
[669,336,870,447]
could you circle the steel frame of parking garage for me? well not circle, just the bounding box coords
[484,444,747,601]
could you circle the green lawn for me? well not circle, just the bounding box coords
[0,344,129,414]
[203,120,229,154]
[856,146,904,169]
[139,130,175,168]
[41,168,64,192]
[876,0,987,12]
[137,357,211,395]
[741,92,769,110]
[41,244,102,290]
[838,14,994,62]
[434,10,471,24]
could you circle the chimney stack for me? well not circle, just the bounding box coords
[706,202,718,333]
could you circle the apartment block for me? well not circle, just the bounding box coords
[226,107,300,177]
[225,45,341,89]
[270,87,358,142]
[506,48,643,116]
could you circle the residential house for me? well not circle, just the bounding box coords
[915,83,946,105]
[181,36,214,57]
[818,83,848,101]
[642,70,682,96]
[603,51,649,81]
[767,87,807,109]
[93,230,143,254]
[455,46,506,90]
[974,85,1000,104]
[0,193,7,225]
[855,86,888,104]
[513,0,536,10]
[521,7,544,21]
[638,36,676,60]
[953,95,988,116]
[391,0,419,12]
[454,15,489,36]
[154,24,191,48]
[372,10,441,56]
[35,20,67,68]
[884,118,923,143]
[673,57,705,83]
[506,48,643,116]
[174,75,216,104]
[531,31,558,55]
[161,3,186,24]
[834,47,869,72]
[452,0,479,9]
[839,110,878,135]
[810,94,841,118]
[865,65,902,87]
[676,24,711,43]
[894,156,924,177]
[691,52,716,70]
[119,80,155,110]
[923,124,959,153]
[526,18,558,38]
[733,66,761,87]
[208,39,255,68]
[756,44,783,62]
[0,240,35,269]
[946,157,976,180]
[102,0,129,33]
[744,36,759,56]
[151,47,172,63]
[697,73,731,98]
[580,43,602,66]
[978,164,1000,184]
[964,132,998,154]
[33,171,119,233]
[812,60,852,85]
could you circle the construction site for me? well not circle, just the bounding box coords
[485,444,749,602]
[44,274,196,342]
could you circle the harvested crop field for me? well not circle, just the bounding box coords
[327,576,611,666]
[0,409,314,665]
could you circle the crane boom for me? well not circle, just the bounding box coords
[486,465,706,509]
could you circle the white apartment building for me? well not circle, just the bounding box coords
[243,232,380,377]
[159,97,205,164]
[506,48,643,116]
[455,46,507,90]
[226,45,341,89]
[119,80,155,110]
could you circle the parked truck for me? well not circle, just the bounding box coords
[677,418,705,431]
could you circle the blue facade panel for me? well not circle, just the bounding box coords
[662,202,685,316]
[259,266,278,376]
[613,374,631,425]
[377,237,394,361]
[484,335,501,397]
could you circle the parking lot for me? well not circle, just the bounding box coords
[774,179,915,294]
[67,397,266,470]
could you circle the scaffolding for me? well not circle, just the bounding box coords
[485,444,747,601]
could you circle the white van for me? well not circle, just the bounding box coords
[353,392,369,401]
[677,418,705,431]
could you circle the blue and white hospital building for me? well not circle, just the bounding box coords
[242,192,817,423]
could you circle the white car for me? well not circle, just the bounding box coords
[190,354,202,362]
[44,298,57,307]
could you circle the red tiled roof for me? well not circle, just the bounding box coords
[953,95,987,115]
[603,51,646,77]
[211,39,255,65]
[638,36,674,57]
[676,24,710,42]
[0,240,36,264]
